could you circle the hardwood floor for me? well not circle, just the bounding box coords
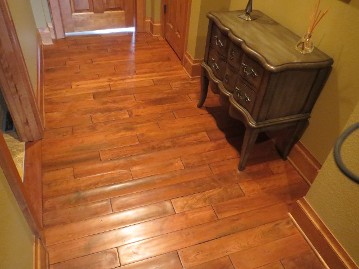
[42,33,325,269]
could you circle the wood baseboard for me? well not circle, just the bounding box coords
[150,20,162,36]
[38,27,53,45]
[288,141,321,184]
[34,237,49,269]
[37,33,45,128]
[290,198,358,269]
[24,140,43,229]
[183,52,202,78]
[145,18,151,33]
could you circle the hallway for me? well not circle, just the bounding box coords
[41,33,325,269]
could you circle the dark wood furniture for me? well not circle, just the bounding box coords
[198,10,333,170]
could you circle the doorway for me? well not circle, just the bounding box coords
[162,0,190,61]
[48,0,146,37]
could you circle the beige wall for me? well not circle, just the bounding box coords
[306,102,359,264]
[29,0,52,29]
[0,168,34,269]
[187,0,231,60]
[7,0,39,92]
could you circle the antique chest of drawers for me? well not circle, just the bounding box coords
[198,10,333,170]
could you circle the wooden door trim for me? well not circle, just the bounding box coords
[0,0,44,142]
[0,133,42,238]
[136,0,146,32]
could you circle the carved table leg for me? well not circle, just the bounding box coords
[238,127,260,171]
[197,66,209,108]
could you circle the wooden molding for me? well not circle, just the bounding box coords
[35,238,49,269]
[0,133,42,238]
[290,198,358,269]
[24,140,43,229]
[47,0,65,39]
[183,51,202,78]
[145,18,151,33]
[37,33,45,128]
[136,0,146,32]
[0,0,44,141]
[288,141,321,184]
[38,27,53,45]
[150,20,162,36]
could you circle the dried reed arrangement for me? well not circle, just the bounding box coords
[296,0,328,54]
[307,0,328,37]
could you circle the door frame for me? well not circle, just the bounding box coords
[48,0,146,38]
[0,0,44,142]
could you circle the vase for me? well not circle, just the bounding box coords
[295,33,314,54]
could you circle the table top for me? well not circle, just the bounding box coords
[209,10,333,71]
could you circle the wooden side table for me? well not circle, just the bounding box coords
[198,10,333,170]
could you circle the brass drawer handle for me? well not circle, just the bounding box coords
[235,87,251,103]
[214,35,224,48]
[211,58,220,71]
[229,49,236,60]
[241,63,258,78]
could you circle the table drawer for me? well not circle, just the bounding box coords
[210,25,229,56]
[208,48,227,80]
[227,42,243,69]
[223,64,238,93]
[233,79,256,113]
[240,54,264,90]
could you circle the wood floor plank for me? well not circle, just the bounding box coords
[47,206,217,264]
[43,170,132,199]
[280,251,326,269]
[111,177,218,212]
[42,167,74,184]
[119,252,183,269]
[44,166,212,212]
[43,200,112,227]
[118,204,291,265]
[186,256,234,269]
[171,184,244,213]
[44,201,175,246]
[100,131,210,161]
[42,33,314,268]
[213,182,309,219]
[178,218,298,268]
[229,234,311,269]
[50,249,120,269]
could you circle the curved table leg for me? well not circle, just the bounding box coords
[197,67,209,108]
[238,127,260,171]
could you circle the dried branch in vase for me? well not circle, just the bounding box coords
[296,0,329,54]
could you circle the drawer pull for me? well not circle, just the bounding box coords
[214,35,224,48]
[211,58,220,71]
[242,63,258,78]
[229,49,236,60]
[235,87,251,103]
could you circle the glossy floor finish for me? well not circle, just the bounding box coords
[42,33,325,269]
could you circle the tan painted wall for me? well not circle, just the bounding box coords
[151,0,161,23]
[29,0,52,28]
[187,0,231,60]
[0,168,34,269]
[306,102,359,264]
[7,0,38,92]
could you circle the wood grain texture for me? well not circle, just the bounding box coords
[40,33,325,268]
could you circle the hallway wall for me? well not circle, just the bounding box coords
[0,168,34,269]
